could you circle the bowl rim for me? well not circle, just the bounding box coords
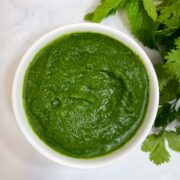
[12,23,159,169]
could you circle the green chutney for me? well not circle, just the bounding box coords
[23,32,149,158]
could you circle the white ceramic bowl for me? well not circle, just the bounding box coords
[12,23,159,169]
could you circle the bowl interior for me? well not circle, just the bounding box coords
[12,23,159,169]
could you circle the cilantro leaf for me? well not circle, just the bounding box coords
[164,38,180,81]
[160,79,179,104]
[84,0,124,23]
[142,133,170,165]
[142,134,161,152]
[175,37,180,49]
[142,0,157,22]
[155,29,180,58]
[155,38,180,92]
[166,131,180,152]
[155,103,176,127]
[155,92,180,128]
[155,64,172,91]
[125,0,155,47]
[149,138,170,165]
[156,0,180,57]
[156,38,180,104]
[158,0,180,29]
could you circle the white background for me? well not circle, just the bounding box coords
[0,0,180,179]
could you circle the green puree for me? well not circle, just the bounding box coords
[23,32,149,158]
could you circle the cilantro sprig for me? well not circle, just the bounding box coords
[141,131,170,165]
[85,0,180,165]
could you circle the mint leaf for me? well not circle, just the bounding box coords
[84,0,124,22]
[142,133,170,165]
[142,0,157,22]
[125,0,155,47]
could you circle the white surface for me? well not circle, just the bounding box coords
[0,0,179,179]
[12,23,159,168]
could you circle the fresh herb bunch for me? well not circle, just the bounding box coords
[85,0,180,165]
